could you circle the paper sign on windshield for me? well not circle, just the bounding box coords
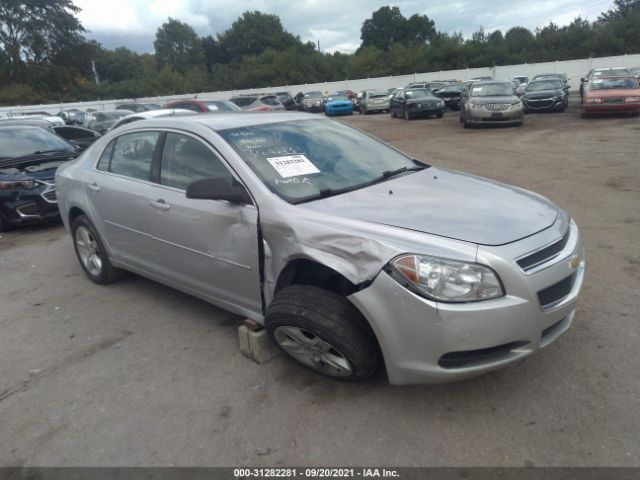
[267,154,320,178]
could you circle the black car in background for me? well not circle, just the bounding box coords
[0,126,79,231]
[390,88,445,119]
[0,118,100,151]
[522,79,568,112]
[434,84,466,110]
[274,91,297,110]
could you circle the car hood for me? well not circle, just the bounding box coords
[326,101,352,106]
[523,89,563,98]
[469,96,519,105]
[585,88,640,98]
[299,168,558,246]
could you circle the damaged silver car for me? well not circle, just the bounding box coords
[56,113,584,384]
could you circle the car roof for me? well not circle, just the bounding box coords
[0,118,52,128]
[114,112,322,133]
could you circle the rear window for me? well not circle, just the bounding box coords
[231,97,256,107]
[261,96,281,106]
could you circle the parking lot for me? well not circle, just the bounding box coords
[1,98,639,467]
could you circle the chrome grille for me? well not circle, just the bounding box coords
[42,189,57,203]
[603,97,624,104]
[516,228,570,272]
[483,103,512,112]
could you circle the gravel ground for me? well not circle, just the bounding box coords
[1,98,639,467]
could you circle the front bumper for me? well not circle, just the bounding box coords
[408,104,445,116]
[326,105,353,116]
[582,103,640,115]
[441,98,461,109]
[467,108,523,125]
[364,101,390,111]
[303,103,323,112]
[349,220,584,385]
[0,182,59,226]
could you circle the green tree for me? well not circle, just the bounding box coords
[216,11,300,60]
[0,0,85,81]
[361,6,407,49]
[154,17,203,73]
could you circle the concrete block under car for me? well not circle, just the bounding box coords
[238,321,281,364]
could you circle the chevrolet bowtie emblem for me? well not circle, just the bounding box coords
[570,254,580,270]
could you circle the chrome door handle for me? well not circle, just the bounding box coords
[88,183,101,192]
[149,199,170,211]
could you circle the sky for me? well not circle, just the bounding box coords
[73,0,615,54]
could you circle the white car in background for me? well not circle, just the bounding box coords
[109,109,196,131]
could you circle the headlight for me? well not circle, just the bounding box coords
[585,98,602,104]
[388,254,504,302]
[437,100,444,106]
[469,103,484,111]
[511,102,523,109]
[0,180,39,190]
[624,97,640,102]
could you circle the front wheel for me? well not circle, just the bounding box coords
[404,109,412,120]
[436,112,444,118]
[266,285,381,381]
[71,215,125,284]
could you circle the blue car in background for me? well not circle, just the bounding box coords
[324,94,354,116]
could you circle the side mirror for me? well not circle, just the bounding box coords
[186,177,252,205]
[581,77,586,82]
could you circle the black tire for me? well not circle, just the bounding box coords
[404,109,411,120]
[463,112,470,128]
[71,215,125,285]
[266,285,381,381]
[436,112,444,118]
[391,108,397,118]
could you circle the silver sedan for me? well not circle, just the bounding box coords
[461,81,524,128]
[56,113,584,384]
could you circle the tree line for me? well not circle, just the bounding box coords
[0,0,638,106]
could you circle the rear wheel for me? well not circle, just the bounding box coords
[266,285,381,381]
[72,215,125,284]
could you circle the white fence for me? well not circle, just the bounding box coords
[1,53,639,117]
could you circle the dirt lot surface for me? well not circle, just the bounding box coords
[1,99,639,467]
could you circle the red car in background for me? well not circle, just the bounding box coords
[163,99,242,113]
[334,90,358,110]
[582,76,640,117]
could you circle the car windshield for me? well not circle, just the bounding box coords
[219,119,421,203]
[428,82,449,90]
[439,85,465,93]
[327,95,348,102]
[0,127,74,159]
[593,69,630,77]
[514,77,528,83]
[405,89,433,99]
[305,92,323,99]
[527,80,563,91]
[470,83,514,97]
[590,77,639,90]
[369,92,387,98]
[205,101,242,111]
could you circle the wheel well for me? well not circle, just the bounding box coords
[275,259,363,297]
[68,207,86,226]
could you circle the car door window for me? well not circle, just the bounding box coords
[160,133,234,190]
[109,131,160,181]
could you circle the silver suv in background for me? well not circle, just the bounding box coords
[301,91,325,112]
[55,113,584,385]
[460,81,524,128]
[229,94,285,112]
[359,90,390,114]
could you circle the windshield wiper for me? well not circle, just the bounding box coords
[292,164,427,204]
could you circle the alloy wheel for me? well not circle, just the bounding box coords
[274,326,354,377]
[75,225,102,276]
